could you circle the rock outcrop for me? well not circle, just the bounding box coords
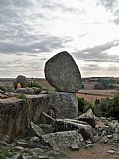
[54,118,94,141]
[48,92,78,119]
[44,51,82,93]
[15,87,35,94]
[0,94,50,139]
[77,109,96,128]
[13,75,28,89]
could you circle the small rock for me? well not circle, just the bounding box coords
[16,140,28,148]
[107,150,115,154]
[14,146,24,151]
[111,147,117,151]
[70,143,79,150]
[110,121,118,129]
[107,135,113,139]
[30,148,44,156]
[99,136,109,144]
[38,156,50,159]
[29,122,45,137]
[30,136,40,143]
[85,144,94,148]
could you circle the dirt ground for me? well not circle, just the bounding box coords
[76,93,107,102]
[62,144,119,159]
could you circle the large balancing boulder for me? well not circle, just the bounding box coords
[44,51,82,92]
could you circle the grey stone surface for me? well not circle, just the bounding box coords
[30,148,44,156]
[41,130,81,149]
[15,87,35,94]
[13,75,28,89]
[48,92,78,119]
[29,122,45,137]
[0,94,50,139]
[54,118,94,141]
[39,124,54,134]
[39,112,55,125]
[44,51,82,92]
[77,109,96,128]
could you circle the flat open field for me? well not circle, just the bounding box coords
[77,89,119,102]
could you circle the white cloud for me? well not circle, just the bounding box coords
[0,0,119,77]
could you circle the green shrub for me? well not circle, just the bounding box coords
[47,150,66,158]
[16,94,29,105]
[78,93,119,120]
[95,98,112,117]
[0,86,5,92]
[94,93,119,119]
[78,97,96,114]
[0,147,16,159]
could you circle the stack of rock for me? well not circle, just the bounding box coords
[44,51,82,119]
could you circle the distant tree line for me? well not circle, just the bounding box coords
[94,79,117,90]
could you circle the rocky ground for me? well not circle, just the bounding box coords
[1,109,119,159]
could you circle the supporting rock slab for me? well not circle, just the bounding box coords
[48,92,78,119]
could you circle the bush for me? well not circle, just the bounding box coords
[0,147,16,159]
[78,93,119,120]
[94,93,119,119]
[78,97,95,114]
[16,94,29,105]
[0,86,5,92]
[47,150,66,158]
[95,98,112,117]
[110,93,119,120]
[94,81,115,90]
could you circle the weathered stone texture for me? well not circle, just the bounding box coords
[0,94,50,139]
[77,109,96,128]
[48,92,78,119]
[41,130,81,148]
[44,51,82,92]
[0,99,26,138]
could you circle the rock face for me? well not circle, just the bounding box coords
[0,94,50,139]
[48,92,78,119]
[41,130,81,149]
[77,109,96,128]
[0,99,27,139]
[44,51,82,92]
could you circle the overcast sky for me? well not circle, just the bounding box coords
[0,0,119,78]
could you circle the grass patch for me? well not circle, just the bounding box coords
[47,150,66,159]
[16,93,29,105]
[0,147,16,159]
